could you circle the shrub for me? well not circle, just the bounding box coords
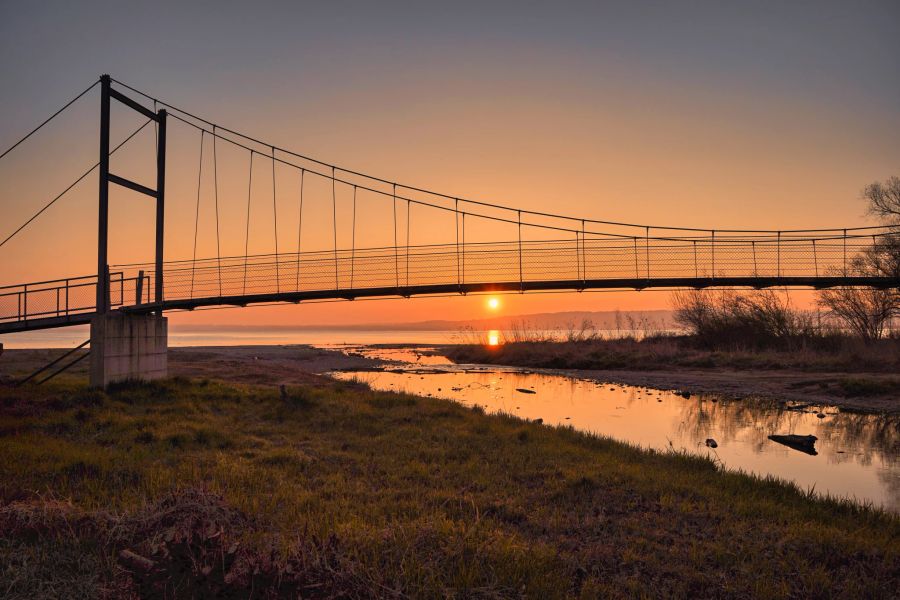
[671,289,816,350]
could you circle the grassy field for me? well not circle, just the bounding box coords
[0,375,897,598]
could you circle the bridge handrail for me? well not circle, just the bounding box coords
[4,230,888,300]
[0,271,145,324]
[0,273,98,292]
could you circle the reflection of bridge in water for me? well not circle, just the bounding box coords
[1,75,897,384]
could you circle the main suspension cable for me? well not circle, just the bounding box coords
[163,112,892,244]
[110,76,884,236]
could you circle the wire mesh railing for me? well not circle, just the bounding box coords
[0,272,149,325]
[0,231,896,329]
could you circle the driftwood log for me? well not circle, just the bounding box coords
[768,434,818,456]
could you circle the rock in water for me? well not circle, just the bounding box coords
[768,434,818,456]
[705,438,718,448]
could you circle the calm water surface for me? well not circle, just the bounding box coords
[332,348,899,512]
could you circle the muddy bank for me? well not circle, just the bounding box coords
[167,345,389,384]
[558,368,900,415]
[439,344,900,415]
[0,345,384,386]
[3,344,897,414]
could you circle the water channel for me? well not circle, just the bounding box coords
[330,346,899,512]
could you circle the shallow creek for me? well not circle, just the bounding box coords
[329,346,899,512]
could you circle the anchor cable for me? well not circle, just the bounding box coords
[0,79,99,162]
[0,118,153,250]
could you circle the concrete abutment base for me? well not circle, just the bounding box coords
[89,313,167,388]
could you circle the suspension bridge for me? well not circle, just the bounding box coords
[1,76,897,385]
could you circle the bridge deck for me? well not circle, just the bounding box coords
[2,238,898,334]
[2,275,896,335]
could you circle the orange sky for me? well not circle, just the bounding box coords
[1,2,898,326]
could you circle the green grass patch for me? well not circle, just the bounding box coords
[0,377,896,598]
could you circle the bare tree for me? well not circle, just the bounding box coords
[817,176,900,341]
[672,289,814,349]
[864,175,900,225]
[818,248,897,341]
[818,282,896,342]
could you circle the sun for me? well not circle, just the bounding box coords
[487,297,501,311]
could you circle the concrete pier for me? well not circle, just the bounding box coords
[89,313,167,387]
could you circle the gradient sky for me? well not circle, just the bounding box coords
[1,1,898,325]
